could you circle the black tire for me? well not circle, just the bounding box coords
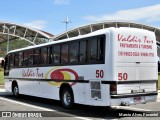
[12,83,19,97]
[60,87,74,109]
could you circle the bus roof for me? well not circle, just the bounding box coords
[7,28,110,54]
[7,27,153,54]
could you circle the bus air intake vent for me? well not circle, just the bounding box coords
[90,81,101,100]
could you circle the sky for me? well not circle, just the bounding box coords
[0,0,160,35]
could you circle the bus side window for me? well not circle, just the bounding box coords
[69,41,79,63]
[48,46,52,64]
[19,52,23,66]
[24,51,29,66]
[9,54,14,68]
[52,45,60,64]
[14,53,19,67]
[23,50,33,66]
[40,47,47,65]
[61,43,68,64]
[87,37,98,62]
[79,40,87,63]
[98,36,105,62]
[33,48,40,65]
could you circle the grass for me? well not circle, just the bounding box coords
[0,68,4,85]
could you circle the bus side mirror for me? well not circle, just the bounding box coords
[1,60,4,67]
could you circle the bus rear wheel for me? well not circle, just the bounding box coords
[60,87,74,109]
[12,83,19,97]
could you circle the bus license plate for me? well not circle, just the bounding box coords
[131,89,145,93]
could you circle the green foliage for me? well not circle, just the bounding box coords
[0,69,4,85]
[0,39,33,57]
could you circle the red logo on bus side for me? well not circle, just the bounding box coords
[49,68,79,86]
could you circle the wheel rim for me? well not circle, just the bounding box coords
[14,86,19,96]
[63,91,71,106]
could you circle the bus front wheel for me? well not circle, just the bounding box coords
[60,87,74,109]
[12,83,19,97]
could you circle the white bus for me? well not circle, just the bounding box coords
[4,28,158,108]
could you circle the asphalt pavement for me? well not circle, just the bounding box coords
[0,88,159,120]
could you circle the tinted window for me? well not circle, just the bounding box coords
[9,54,14,68]
[52,45,60,64]
[29,50,33,66]
[14,53,19,67]
[79,40,86,62]
[19,52,23,66]
[33,49,40,65]
[88,37,98,62]
[6,35,105,67]
[40,47,47,64]
[24,50,34,66]
[23,51,29,66]
[61,44,68,63]
[48,46,52,64]
[98,36,105,62]
[69,42,79,63]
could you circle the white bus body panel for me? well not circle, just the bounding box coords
[5,65,110,106]
[109,28,157,106]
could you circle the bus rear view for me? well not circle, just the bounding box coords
[109,28,158,106]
